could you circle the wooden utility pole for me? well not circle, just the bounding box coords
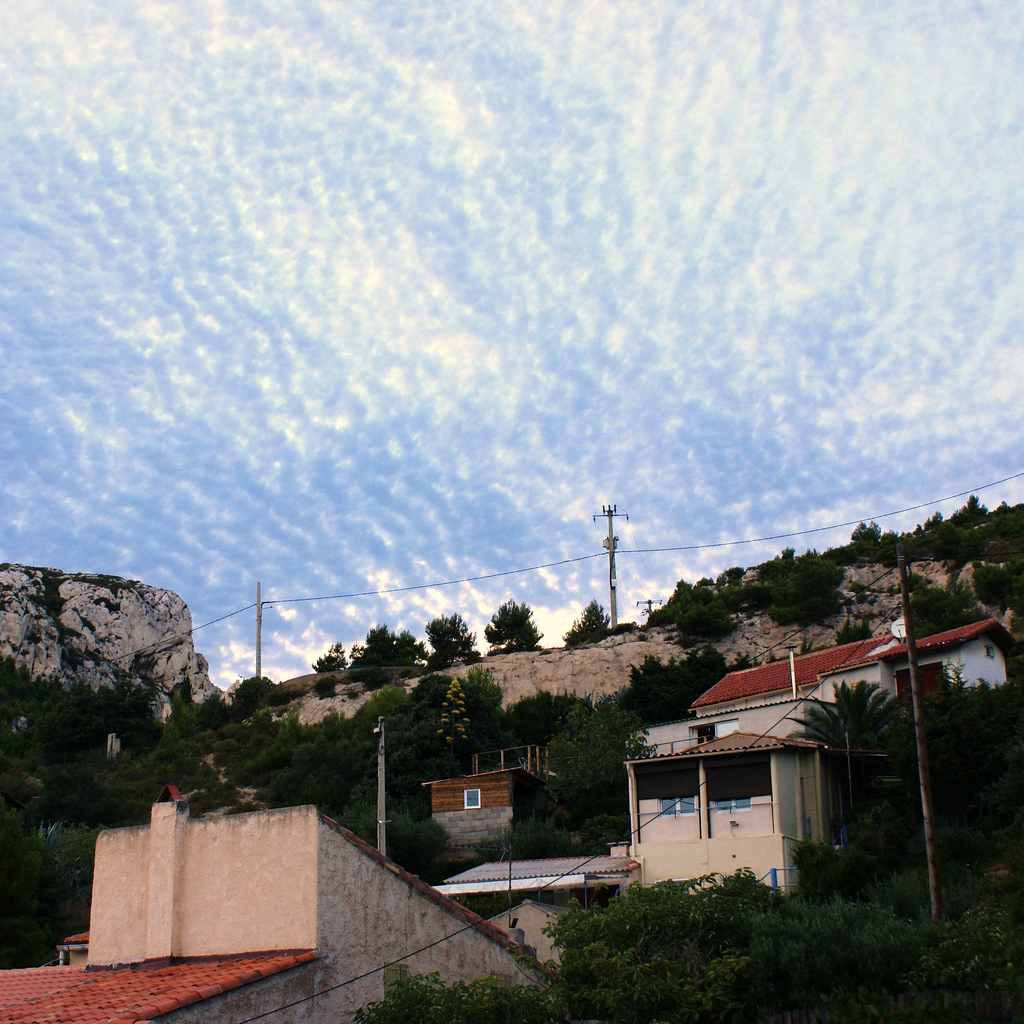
[255,582,262,680]
[896,544,943,921]
[595,505,627,627]
[375,716,387,857]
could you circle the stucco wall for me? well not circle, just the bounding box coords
[313,818,535,1020]
[89,804,320,965]
[89,825,151,965]
[635,833,792,883]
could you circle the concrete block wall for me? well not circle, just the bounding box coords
[434,807,512,844]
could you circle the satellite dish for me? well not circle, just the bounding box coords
[890,617,907,640]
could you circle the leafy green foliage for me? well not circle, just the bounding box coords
[795,681,900,749]
[228,676,276,722]
[0,810,49,967]
[424,614,480,670]
[351,625,427,667]
[884,670,1024,818]
[619,648,728,725]
[353,973,560,1024]
[747,896,931,1012]
[37,679,161,759]
[907,575,985,638]
[647,578,738,638]
[548,872,774,1024]
[546,703,650,821]
[484,601,542,654]
[312,641,347,674]
[758,549,846,624]
[835,617,873,643]
[505,691,585,746]
[563,599,610,647]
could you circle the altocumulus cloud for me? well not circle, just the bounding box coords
[0,0,1022,685]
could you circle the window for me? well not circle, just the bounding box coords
[463,788,481,809]
[659,796,696,816]
[713,797,751,813]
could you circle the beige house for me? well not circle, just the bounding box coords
[665,618,1014,748]
[626,733,872,888]
[0,786,534,1023]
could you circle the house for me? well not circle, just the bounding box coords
[437,852,639,907]
[656,618,1014,749]
[423,767,546,847]
[0,786,535,1023]
[55,931,89,966]
[625,732,882,887]
[487,901,566,964]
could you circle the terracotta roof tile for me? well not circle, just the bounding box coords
[0,951,316,1024]
[629,731,824,761]
[692,618,1010,709]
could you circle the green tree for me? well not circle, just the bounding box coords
[424,614,479,671]
[546,703,651,820]
[312,642,347,674]
[795,682,900,750]
[351,625,427,667]
[484,601,542,654]
[758,550,845,625]
[548,873,772,1024]
[505,691,585,746]
[563,600,610,647]
[0,810,50,968]
[620,647,728,726]
[908,575,985,638]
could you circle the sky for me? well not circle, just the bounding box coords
[2,0,1023,690]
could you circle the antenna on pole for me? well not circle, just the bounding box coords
[637,598,661,617]
[374,716,387,857]
[255,582,262,680]
[594,504,628,628]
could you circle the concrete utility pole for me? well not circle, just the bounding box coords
[255,582,262,680]
[375,716,387,857]
[595,504,627,628]
[896,544,943,922]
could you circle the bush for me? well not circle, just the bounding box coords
[354,973,560,1024]
[747,896,931,1013]
[314,676,338,699]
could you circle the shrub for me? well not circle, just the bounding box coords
[747,896,931,1012]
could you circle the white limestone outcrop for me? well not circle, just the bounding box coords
[0,564,217,710]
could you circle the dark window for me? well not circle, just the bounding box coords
[895,662,942,697]
[706,757,771,802]
[635,765,699,801]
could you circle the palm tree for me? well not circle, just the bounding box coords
[795,681,900,749]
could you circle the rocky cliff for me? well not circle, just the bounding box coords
[0,564,217,712]
[445,558,1005,706]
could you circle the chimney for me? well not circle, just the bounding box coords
[145,785,189,959]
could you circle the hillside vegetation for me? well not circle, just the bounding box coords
[1,498,1023,1020]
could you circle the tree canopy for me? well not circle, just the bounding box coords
[350,624,427,667]
[483,600,542,654]
[563,600,610,647]
[424,614,479,671]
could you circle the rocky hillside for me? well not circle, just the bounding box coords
[442,557,1010,706]
[0,564,217,712]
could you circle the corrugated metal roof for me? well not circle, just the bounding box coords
[444,855,639,885]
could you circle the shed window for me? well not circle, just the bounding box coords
[464,788,481,809]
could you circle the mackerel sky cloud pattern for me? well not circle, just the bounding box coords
[1,0,1023,687]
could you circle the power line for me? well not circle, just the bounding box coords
[621,469,1024,555]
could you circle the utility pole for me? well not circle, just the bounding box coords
[255,582,262,680]
[375,716,387,857]
[595,504,627,628]
[637,598,661,617]
[896,544,943,921]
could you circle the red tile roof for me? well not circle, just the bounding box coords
[692,636,885,708]
[0,951,316,1024]
[629,732,825,761]
[692,618,1012,709]
[58,932,89,946]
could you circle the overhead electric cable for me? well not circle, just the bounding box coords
[623,469,1024,554]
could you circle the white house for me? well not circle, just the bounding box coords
[650,618,1014,752]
